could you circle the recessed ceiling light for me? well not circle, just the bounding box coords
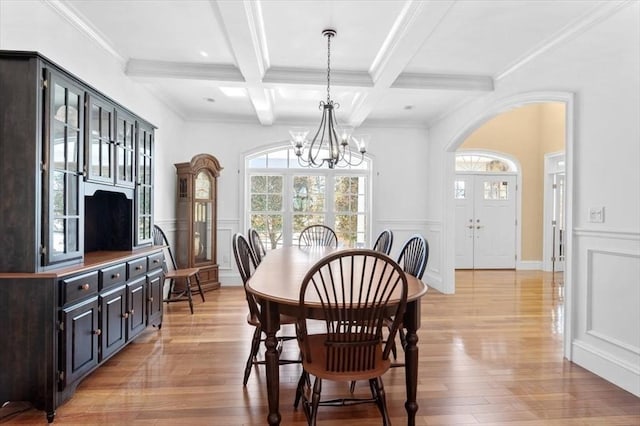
[204,97,215,103]
[200,51,209,57]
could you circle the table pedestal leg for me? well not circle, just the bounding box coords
[404,300,420,425]
[262,301,281,425]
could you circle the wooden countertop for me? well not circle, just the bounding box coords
[0,246,165,279]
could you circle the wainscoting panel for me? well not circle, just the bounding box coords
[572,228,640,396]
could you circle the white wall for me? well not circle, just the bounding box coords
[427,3,640,396]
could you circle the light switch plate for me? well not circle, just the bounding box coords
[588,206,605,223]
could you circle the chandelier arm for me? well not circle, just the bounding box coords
[308,105,328,166]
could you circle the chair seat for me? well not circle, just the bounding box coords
[301,334,390,382]
[246,312,297,327]
[165,267,200,279]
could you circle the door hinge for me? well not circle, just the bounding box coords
[40,245,47,256]
[40,162,47,173]
[58,321,64,332]
[58,371,65,382]
[42,79,48,89]
[552,183,557,189]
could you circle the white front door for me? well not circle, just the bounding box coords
[455,174,517,269]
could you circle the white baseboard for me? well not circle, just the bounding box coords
[517,260,542,270]
[572,340,640,397]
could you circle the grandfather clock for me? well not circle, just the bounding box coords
[175,154,223,291]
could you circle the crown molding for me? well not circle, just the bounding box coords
[393,72,494,91]
[125,59,244,82]
[44,0,126,66]
[496,0,633,81]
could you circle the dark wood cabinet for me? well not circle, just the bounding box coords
[0,51,156,273]
[100,285,127,361]
[0,249,165,423]
[60,297,100,388]
[175,154,223,291]
[147,269,164,327]
[0,51,163,423]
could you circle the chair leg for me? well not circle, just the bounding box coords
[293,370,308,409]
[185,277,194,314]
[370,377,390,426]
[243,326,262,386]
[309,376,322,426]
[194,273,205,302]
[165,278,175,301]
[399,326,407,350]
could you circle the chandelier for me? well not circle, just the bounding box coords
[289,29,367,169]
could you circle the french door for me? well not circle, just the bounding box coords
[455,174,517,269]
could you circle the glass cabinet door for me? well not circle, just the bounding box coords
[86,94,113,183]
[193,171,213,264]
[45,71,84,265]
[115,109,136,187]
[135,122,154,245]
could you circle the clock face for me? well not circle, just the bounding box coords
[195,171,212,199]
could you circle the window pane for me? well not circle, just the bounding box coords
[249,155,266,168]
[251,175,266,193]
[250,214,283,249]
[52,218,65,254]
[251,194,266,211]
[267,194,282,211]
[483,180,509,200]
[267,176,283,193]
[455,180,466,199]
[293,176,325,212]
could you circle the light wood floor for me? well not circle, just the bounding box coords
[2,270,639,425]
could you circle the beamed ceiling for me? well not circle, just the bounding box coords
[50,0,617,127]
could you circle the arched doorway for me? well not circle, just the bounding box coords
[442,92,575,357]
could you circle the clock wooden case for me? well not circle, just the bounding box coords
[174,154,222,291]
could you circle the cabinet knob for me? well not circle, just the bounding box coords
[153,259,159,264]
[112,273,120,279]
[81,283,90,291]
[122,312,129,319]
[93,329,102,336]
[148,296,154,302]
[130,309,135,315]
[136,265,143,270]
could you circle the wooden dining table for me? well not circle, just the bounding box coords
[246,246,428,425]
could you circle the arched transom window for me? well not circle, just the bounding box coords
[246,146,371,250]
[455,152,516,172]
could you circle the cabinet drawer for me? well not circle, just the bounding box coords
[99,264,126,290]
[147,252,164,271]
[61,271,99,305]
[127,257,147,279]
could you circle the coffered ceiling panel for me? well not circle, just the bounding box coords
[47,0,629,127]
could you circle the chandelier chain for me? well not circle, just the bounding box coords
[326,31,331,104]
